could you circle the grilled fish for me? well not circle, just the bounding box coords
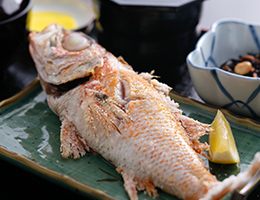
[29,24,260,200]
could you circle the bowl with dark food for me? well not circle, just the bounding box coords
[0,0,33,69]
[187,19,260,118]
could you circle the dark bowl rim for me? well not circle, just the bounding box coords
[105,0,204,11]
[0,0,33,25]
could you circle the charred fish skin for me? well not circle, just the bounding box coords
[29,24,260,200]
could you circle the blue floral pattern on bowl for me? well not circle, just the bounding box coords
[187,19,260,118]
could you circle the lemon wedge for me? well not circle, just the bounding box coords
[209,110,240,164]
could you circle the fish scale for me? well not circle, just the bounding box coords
[29,24,260,200]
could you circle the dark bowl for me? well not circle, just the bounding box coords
[0,0,33,70]
[97,0,203,85]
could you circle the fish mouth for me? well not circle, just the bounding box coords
[42,75,91,97]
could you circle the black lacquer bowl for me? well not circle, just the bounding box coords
[97,0,203,85]
[0,0,33,70]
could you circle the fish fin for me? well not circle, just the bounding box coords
[140,179,159,198]
[117,56,133,70]
[150,78,172,95]
[117,168,138,200]
[200,152,260,200]
[60,117,88,159]
[139,72,172,96]
[117,168,159,200]
[85,89,131,135]
[177,114,211,155]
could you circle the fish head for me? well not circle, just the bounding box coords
[29,23,104,85]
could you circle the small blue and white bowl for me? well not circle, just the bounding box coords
[187,19,260,118]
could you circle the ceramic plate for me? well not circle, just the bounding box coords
[0,79,260,200]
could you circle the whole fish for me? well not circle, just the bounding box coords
[29,24,260,200]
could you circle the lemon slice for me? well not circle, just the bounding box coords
[209,110,240,164]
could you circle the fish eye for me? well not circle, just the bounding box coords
[63,32,92,51]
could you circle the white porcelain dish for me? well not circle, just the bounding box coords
[187,18,260,118]
[29,0,95,31]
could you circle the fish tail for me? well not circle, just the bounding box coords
[200,152,260,200]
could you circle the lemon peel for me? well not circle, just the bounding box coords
[209,110,240,164]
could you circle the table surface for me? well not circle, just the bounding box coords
[1,29,260,200]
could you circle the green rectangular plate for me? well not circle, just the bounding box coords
[0,78,260,200]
